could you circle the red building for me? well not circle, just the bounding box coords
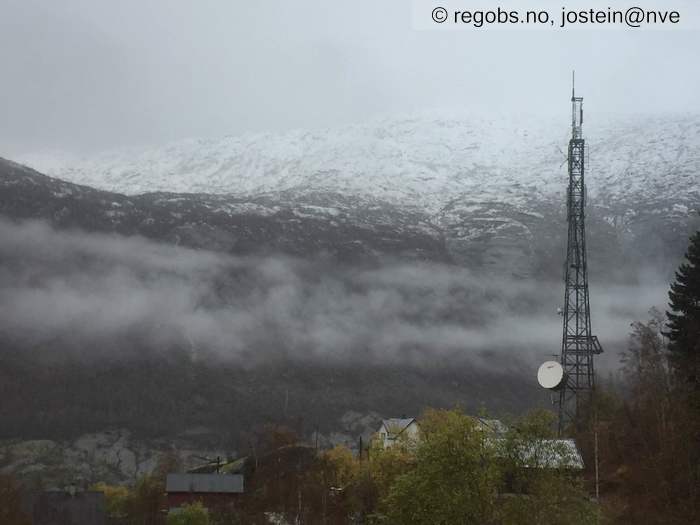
[166,473,244,513]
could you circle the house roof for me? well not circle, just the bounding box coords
[166,474,244,494]
[475,417,508,435]
[503,438,584,470]
[187,456,249,475]
[380,418,416,438]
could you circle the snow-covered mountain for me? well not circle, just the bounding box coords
[6,112,700,280]
[20,113,700,214]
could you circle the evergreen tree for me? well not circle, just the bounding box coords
[666,227,700,387]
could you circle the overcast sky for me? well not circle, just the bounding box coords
[2,0,699,156]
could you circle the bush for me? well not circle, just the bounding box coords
[166,502,210,525]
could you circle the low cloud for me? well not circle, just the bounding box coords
[0,219,669,369]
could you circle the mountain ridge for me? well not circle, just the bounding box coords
[16,113,700,214]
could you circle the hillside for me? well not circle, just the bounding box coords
[16,113,700,276]
[0,113,698,459]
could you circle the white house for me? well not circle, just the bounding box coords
[474,417,508,436]
[373,415,583,470]
[376,418,420,448]
[375,416,507,449]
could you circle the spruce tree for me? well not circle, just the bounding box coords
[666,227,700,387]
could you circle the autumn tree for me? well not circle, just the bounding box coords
[166,502,210,525]
[377,409,596,525]
[91,482,130,519]
[498,410,596,525]
[587,310,700,523]
[381,409,500,524]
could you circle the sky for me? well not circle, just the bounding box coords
[1,0,699,156]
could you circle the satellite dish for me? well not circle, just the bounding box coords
[537,361,565,390]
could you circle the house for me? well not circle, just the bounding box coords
[475,417,508,436]
[375,418,420,448]
[373,415,582,471]
[511,438,584,470]
[375,416,507,449]
[166,473,244,514]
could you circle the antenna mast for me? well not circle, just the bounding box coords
[557,72,603,435]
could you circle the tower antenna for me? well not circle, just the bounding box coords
[558,73,602,435]
[537,73,603,436]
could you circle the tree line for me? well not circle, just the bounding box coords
[2,222,699,524]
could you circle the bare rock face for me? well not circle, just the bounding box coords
[0,429,234,488]
[311,411,384,451]
[0,413,382,487]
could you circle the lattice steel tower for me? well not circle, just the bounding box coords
[558,73,603,435]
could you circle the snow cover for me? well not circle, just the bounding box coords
[18,112,700,214]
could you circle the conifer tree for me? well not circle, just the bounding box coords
[666,226,700,388]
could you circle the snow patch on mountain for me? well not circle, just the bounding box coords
[17,112,700,215]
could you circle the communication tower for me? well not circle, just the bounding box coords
[538,73,603,435]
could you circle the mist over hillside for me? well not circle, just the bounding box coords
[0,112,697,450]
[1,110,694,448]
[0,213,668,449]
[0,217,667,368]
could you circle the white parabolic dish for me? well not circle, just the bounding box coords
[537,361,565,390]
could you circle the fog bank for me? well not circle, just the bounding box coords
[0,219,668,370]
